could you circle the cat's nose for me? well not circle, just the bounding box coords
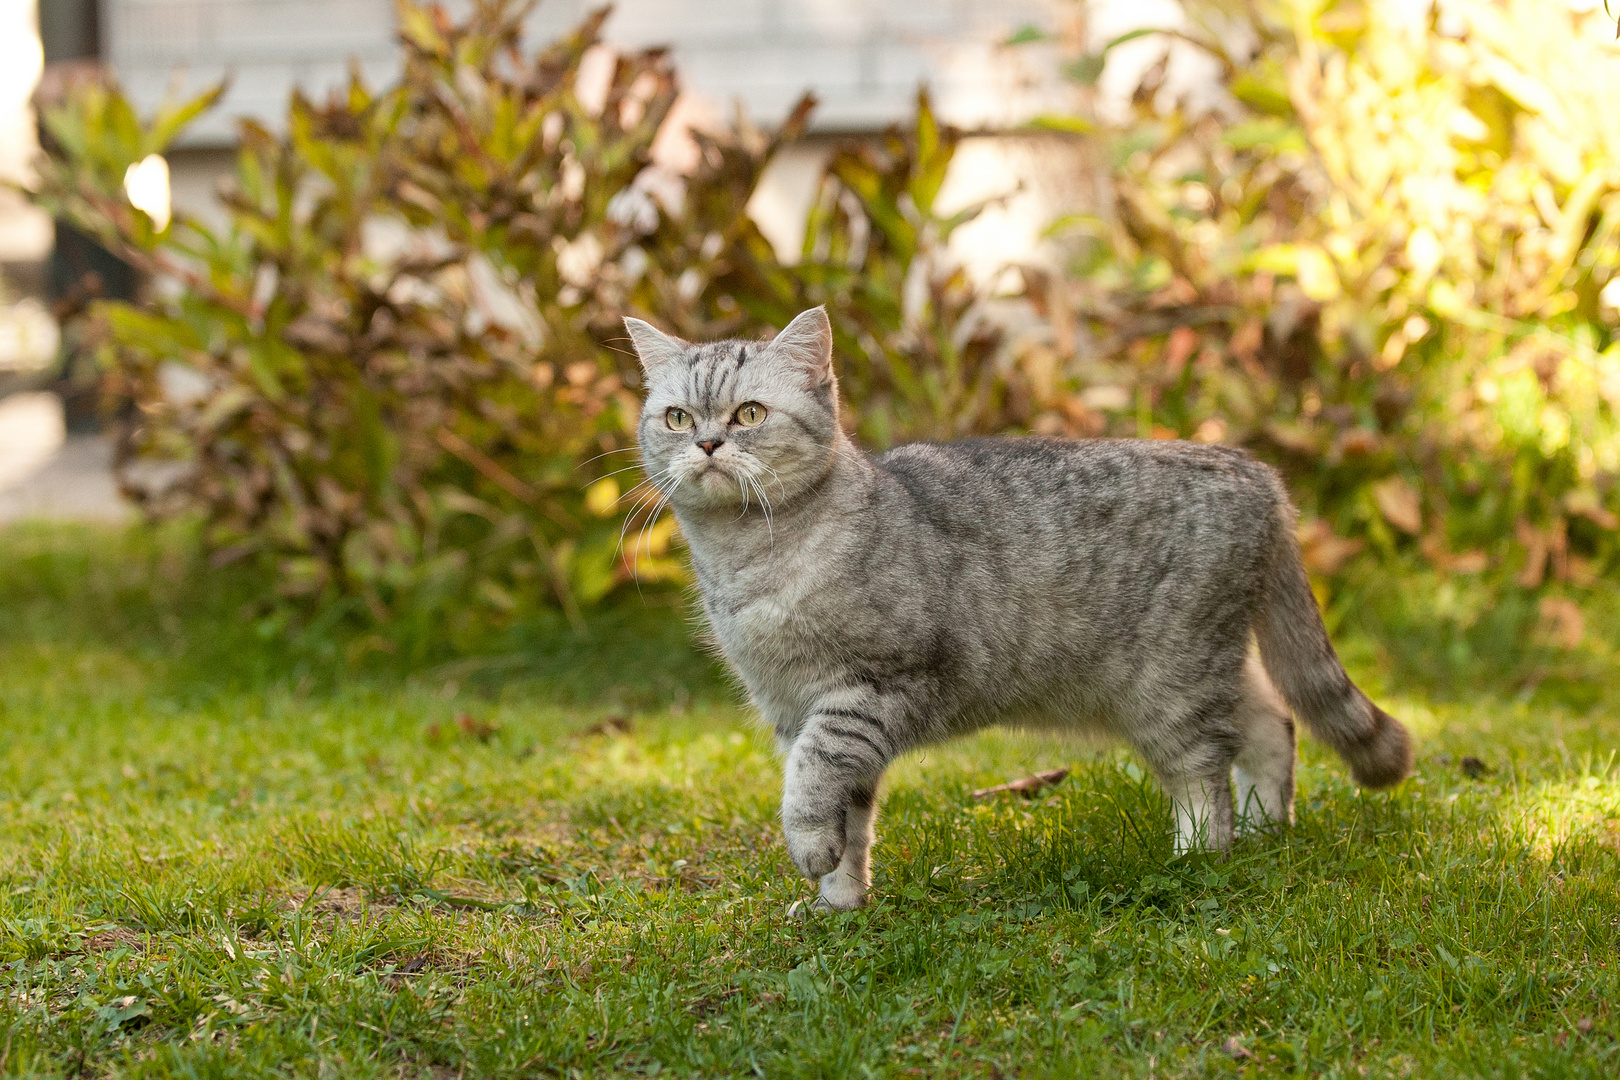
[697,438,724,456]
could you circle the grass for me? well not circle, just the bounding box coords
[1,523,1618,1078]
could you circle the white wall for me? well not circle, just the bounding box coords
[107,1,1095,275]
[0,0,49,262]
[107,0,1072,143]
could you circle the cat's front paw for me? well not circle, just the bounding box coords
[784,820,845,881]
[818,866,867,910]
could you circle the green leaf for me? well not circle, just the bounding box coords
[1222,118,1306,153]
[101,304,203,356]
[1064,26,1161,85]
[1025,114,1094,135]
[148,82,228,154]
[1062,55,1107,86]
[1103,28,1159,50]
[1231,61,1294,118]
[1004,24,1049,46]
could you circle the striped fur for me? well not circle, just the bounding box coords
[625,307,1413,910]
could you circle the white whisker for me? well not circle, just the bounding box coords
[614,473,677,576]
[592,461,656,484]
[574,446,642,471]
[747,473,775,549]
[613,465,678,508]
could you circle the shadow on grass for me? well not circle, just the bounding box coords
[0,520,733,712]
[8,520,1620,717]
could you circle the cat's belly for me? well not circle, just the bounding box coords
[711,591,1097,738]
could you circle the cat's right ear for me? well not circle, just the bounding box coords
[623,317,689,377]
[768,306,834,386]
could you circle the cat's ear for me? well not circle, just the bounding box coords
[623,317,689,377]
[768,306,834,386]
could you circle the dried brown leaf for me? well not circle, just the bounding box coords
[970,768,1069,800]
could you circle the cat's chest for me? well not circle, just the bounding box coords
[698,552,833,666]
[706,568,816,654]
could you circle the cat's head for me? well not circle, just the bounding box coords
[624,307,842,514]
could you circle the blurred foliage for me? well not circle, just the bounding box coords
[25,0,1010,641]
[721,90,1038,448]
[1028,0,1620,623]
[33,2,682,641]
[25,0,1015,642]
[25,0,1620,672]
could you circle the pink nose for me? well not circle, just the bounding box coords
[697,439,723,455]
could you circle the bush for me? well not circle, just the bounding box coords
[26,1,1015,643]
[28,0,1619,674]
[718,91,1046,448]
[1014,0,1620,646]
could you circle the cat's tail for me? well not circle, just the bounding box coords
[1254,499,1413,789]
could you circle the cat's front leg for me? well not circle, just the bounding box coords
[780,704,895,909]
[815,786,877,910]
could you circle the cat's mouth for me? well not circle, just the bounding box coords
[692,461,733,487]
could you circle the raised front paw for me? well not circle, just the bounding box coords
[784,817,845,881]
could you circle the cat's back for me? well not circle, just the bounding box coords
[874,436,1278,525]
[864,435,1284,607]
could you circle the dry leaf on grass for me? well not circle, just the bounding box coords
[455,712,500,742]
[1224,1036,1255,1060]
[970,768,1069,800]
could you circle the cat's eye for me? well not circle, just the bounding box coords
[733,402,767,427]
[665,407,693,431]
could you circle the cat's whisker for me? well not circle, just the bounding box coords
[631,474,683,587]
[629,497,660,573]
[613,476,677,574]
[635,491,674,572]
[747,473,775,549]
[613,467,678,508]
[591,461,656,484]
[613,496,656,568]
[751,458,789,497]
[575,446,642,471]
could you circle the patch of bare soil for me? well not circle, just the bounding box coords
[283,886,376,914]
[82,926,147,953]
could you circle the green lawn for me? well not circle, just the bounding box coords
[2,524,1618,1078]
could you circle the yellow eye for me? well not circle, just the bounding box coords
[734,402,766,427]
[665,407,692,431]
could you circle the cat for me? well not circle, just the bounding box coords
[624,306,1413,911]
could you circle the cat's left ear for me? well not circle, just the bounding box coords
[623,317,690,377]
[768,307,834,386]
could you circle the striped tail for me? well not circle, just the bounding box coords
[1254,504,1413,789]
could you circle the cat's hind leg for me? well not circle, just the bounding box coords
[1135,694,1240,855]
[1231,654,1296,835]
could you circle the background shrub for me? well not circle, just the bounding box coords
[27,1,1015,645]
[1008,0,1620,673]
[24,0,1620,676]
[997,0,1620,689]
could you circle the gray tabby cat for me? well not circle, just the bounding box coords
[624,307,1413,911]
